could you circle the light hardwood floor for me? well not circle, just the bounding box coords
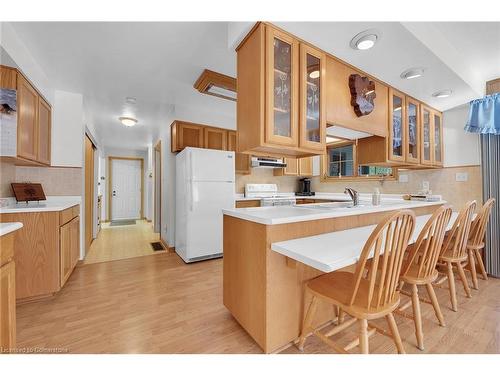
[15,252,500,354]
[84,220,164,265]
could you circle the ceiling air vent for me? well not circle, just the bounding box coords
[194,69,236,101]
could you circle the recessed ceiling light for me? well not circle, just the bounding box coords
[432,90,452,98]
[309,70,320,79]
[400,67,425,80]
[125,97,137,104]
[350,29,379,51]
[119,116,138,127]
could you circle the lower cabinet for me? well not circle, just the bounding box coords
[0,205,80,302]
[0,232,16,351]
[60,216,80,287]
[235,200,260,208]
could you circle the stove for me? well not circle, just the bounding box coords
[244,184,296,207]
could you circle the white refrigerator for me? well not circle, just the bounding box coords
[175,147,235,263]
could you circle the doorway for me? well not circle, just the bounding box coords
[84,135,96,253]
[108,157,144,221]
[154,141,161,234]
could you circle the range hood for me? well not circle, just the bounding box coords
[251,156,287,168]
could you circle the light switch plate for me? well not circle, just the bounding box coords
[456,172,468,182]
[399,174,409,183]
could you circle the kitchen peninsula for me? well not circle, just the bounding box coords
[222,197,445,353]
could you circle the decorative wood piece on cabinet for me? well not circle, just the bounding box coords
[16,73,38,162]
[299,44,326,152]
[388,88,406,163]
[405,97,420,164]
[348,74,376,117]
[204,127,227,150]
[236,23,325,157]
[194,69,237,101]
[227,131,250,175]
[37,97,51,165]
[274,157,298,176]
[325,56,388,137]
[171,120,204,152]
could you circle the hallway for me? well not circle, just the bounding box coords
[84,220,164,264]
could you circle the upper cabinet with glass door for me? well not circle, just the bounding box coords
[421,106,433,166]
[433,111,443,166]
[388,88,406,163]
[236,23,325,157]
[405,97,420,164]
[299,44,325,152]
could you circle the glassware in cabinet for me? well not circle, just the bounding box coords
[406,98,420,163]
[388,88,406,162]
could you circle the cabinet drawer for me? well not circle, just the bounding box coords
[0,232,15,267]
[235,200,260,208]
[60,205,79,225]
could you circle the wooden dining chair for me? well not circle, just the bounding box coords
[396,206,453,350]
[297,210,416,354]
[465,198,495,289]
[435,201,476,312]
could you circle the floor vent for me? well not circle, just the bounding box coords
[110,220,136,226]
[151,242,165,251]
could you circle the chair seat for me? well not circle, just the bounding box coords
[307,271,400,320]
[439,248,468,263]
[401,265,439,285]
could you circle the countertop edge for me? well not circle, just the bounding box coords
[0,222,24,237]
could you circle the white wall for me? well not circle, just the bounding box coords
[443,104,481,167]
[52,90,84,167]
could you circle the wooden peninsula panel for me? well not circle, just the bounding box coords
[223,204,441,353]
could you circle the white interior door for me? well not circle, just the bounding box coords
[111,159,142,220]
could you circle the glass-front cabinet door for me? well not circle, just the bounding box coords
[421,106,433,165]
[265,27,299,147]
[388,88,406,162]
[433,111,443,166]
[405,97,420,164]
[299,44,325,151]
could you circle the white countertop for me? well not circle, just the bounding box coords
[0,222,23,236]
[235,192,376,202]
[271,212,458,273]
[223,198,445,225]
[0,196,81,214]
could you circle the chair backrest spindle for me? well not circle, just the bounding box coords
[441,201,477,259]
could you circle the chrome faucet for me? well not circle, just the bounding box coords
[344,187,359,206]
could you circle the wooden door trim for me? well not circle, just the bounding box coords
[84,135,95,253]
[108,156,145,222]
[154,140,162,237]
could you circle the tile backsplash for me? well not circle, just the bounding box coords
[0,162,82,197]
[236,165,482,211]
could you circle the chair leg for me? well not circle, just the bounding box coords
[411,284,424,350]
[446,261,458,312]
[338,308,345,324]
[468,249,479,290]
[359,319,369,354]
[475,249,488,280]
[297,295,318,351]
[425,283,445,327]
[386,312,405,354]
[456,262,472,298]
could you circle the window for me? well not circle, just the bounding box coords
[322,142,396,180]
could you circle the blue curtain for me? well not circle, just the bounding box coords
[464,93,500,135]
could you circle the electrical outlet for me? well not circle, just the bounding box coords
[456,172,468,182]
[422,181,430,191]
[398,174,409,183]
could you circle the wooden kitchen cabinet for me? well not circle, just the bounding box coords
[204,127,227,150]
[388,88,406,163]
[237,23,325,157]
[60,216,80,287]
[227,131,250,175]
[0,66,52,166]
[420,106,443,167]
[298,157,313,177]
[325,56,388,138]
[405,97,420,164]
[235,200,260,208]
[0,233,16,351]
[0,205,80,302]
[433,111,444,167]
[170,120,204,152]
[274,157,298,176]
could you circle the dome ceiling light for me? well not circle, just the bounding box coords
[400,67,425,80]
[350,29,379,51]
[119,116,138,127]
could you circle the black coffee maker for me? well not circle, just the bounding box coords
[296,178,314,196]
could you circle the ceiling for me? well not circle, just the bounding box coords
[6,22,500,151]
